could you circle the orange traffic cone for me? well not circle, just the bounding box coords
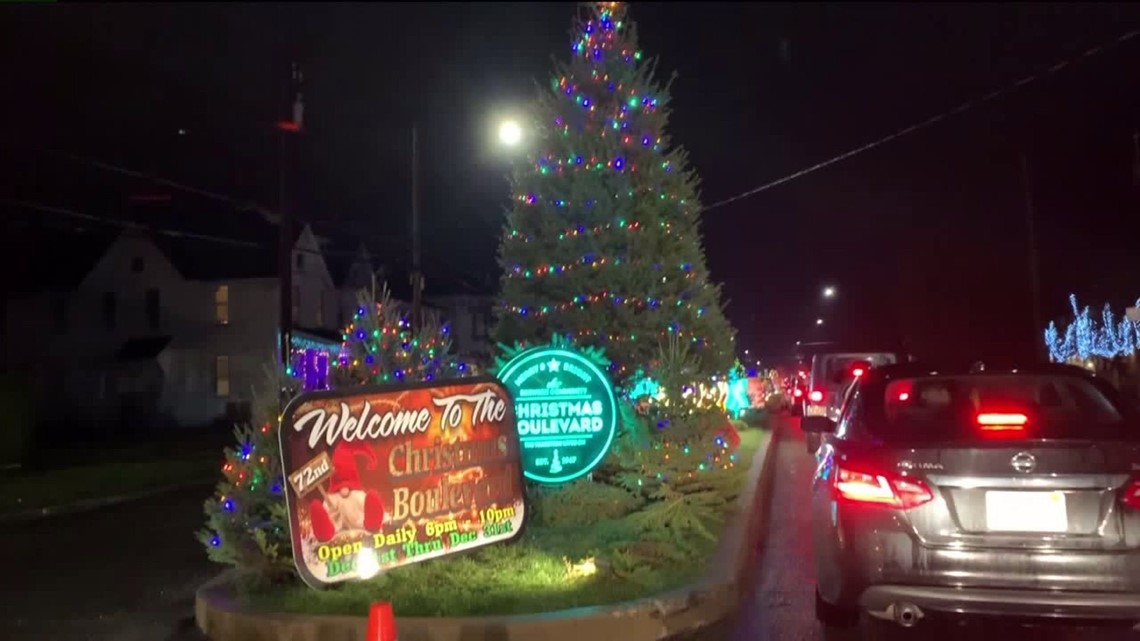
[367,601,397,641]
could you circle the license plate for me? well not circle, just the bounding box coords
[805,404,827,417]
[985,491,1067,532]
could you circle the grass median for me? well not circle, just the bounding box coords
[250,428,768,617]
[0,453,218,515]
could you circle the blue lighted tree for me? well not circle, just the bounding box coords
[1044,294,1140,362]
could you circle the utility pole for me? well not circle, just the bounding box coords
[278,62,304,370]
[410,124,423,329]
[1021,153,1044,360]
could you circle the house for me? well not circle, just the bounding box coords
[426,293,495,367]
[3,222,371,431]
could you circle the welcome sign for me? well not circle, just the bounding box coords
[497,346,618,484]
[279,378,526,588]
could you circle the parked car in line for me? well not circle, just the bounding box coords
[803,351,900,453]
[803,361,1140,639]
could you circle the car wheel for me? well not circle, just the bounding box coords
[814,587,856,628]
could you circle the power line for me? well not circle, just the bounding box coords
[703,28,1140,213]
[42,148,257,211]
[3,198,487,295]
[29,146,420,247]
[4,198,355,260]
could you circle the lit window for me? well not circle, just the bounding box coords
[216,355,230,397]
[215,285,229,325]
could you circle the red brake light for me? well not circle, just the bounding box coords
[1123,476,1140,510]
[852,367,865,377]
[897,392,910,401]
[808,390,824,403]
[834,463,933,510]
[793,388,803,398]
[976,412,1028,432]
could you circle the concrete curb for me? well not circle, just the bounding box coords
[196,429,781,641]
[0,479,215,524]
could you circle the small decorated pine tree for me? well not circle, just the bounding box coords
[199,284,473,582]
[197,365,297,584]
[336,284,473,385]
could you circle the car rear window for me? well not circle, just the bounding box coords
[825,358,864,385]
[867,374,1137,442]
[823,354,896,386]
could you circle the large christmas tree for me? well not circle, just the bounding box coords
[492,1,736,383]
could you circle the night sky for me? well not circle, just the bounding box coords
[3,2,1140,365]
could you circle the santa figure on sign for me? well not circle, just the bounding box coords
[309,442,387,543]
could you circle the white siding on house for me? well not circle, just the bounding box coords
[3,225,345,429]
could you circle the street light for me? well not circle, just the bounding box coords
[822,286,836,299]
[498,119,523,147]
[816,318,824,326]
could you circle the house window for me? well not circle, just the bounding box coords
[215,285,229,325]
[102,292,117,330]
[145,289,160,330]
[316,290,324,327]
[131,257,145,273]
[215,355,231,397]
[52,297,67,332]
[292,285,301,323]
[295,252,305,271]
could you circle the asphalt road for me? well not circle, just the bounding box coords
[0,484,217,641]
[4,422,1136,641]
[724,418,1136,641]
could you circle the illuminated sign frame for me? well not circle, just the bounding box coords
[497,346,618,484]
[279,377,527,588]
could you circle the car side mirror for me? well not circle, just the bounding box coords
[802,416,837,434]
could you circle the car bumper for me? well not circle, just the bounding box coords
[860,584,1140,624]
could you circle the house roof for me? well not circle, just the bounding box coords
[1,224,115,295]
[138,198,299,281]
[152,233,280,281]
[325,253,352,287]
[294,326,343,344]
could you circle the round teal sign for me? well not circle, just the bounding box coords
[498,347,618,484]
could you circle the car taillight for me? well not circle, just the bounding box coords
[1122,476,1140,510]
[793,388,803,398]
[976,412,1028,432]
[808,390,824,403]
[852,367,865,377]
[834,463,933,510]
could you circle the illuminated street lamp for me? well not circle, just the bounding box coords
[822,286,836,299]
[498,119,523,147]
[816,318,824,326]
